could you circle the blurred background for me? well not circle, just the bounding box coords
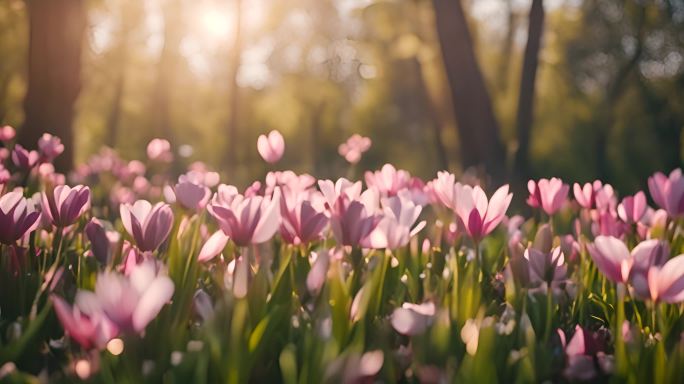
[0,0,682,192]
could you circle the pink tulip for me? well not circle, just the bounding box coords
[573,181,601,209]
[174,180,211,212]
[365,194,425,250]
[647,254,684,303]
[85,218,119,265]
[391,302,436,336]
[0,190,40,245]
[207,187,281,246]
[257,130,285,164]
[453,184,512,241]
[525,246,567,287]
[426,171,457,209]
[280,193,328,245]
[197,230,229,262]
[52,294,119,350]
[146,138,172,162]
[37,133,64,162]
[319,179,378,246]
[265,171,316,197]
[41,185,91,228]
[594,184,617,213]
[587,236,633,283]
[627,240,669,299]
[648,168,684,218]
[306,250,331,295]
[617,191,647,224]
[563,325,611,381]
[364,164,414,197]
[0,125,16,141]
[527,178,569,215]
[93,260,174,333]
[120,200,174,252]
[11,144,39,170]
[338,134,371,164]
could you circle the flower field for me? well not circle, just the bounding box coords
[1,126,684,383]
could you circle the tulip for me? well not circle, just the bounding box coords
[390,302,435,336]
[319,180,378,247]
[197,230,229,262]
[648,168,684,218]
[563,325,612,381]
[647,254,684,303]
[0,190,40,245]
[85,218,119,265]
[364,164,413,197]
[0,125,16,142]
[174,180,211,212]
[11,144,39,170]
[280,193,328,245]
[52,293,119,350]
[37,133,64,162]
[453,184,512,241]
[628,239,669,299]
[146,138,172,162]
[365,194,425,250]
[257,130,285,164]
[426,171,457,209]
[207,187,281,246]
[573,180,603,209]
[587,236,633,283]
[94,260,174,333]
[617,191,647,224]
[41,184,91,228]
[338,134,371,164]
[527,178,569,215]
[120,200,174,252]
[306,250,331,295]
[525,246,567,287]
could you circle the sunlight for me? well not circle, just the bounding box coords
[197,5,233,42]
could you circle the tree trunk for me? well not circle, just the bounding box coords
[496,0,516,94]
[224,0,243,172]
[513,0,544,181]
[432,0,506,183]
[20,0,86,172]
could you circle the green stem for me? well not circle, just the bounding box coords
[544,285,553,343]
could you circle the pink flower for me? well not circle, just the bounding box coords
[338,134,371,164]
[573,181,602,209]
[647,254,684,303]
[120,200,174,252]
[426,171,457,209]
[627,240,669,299]
[93,260,174,333]
[617,191,647,224]
[0,125,16,141]
[197,231,229,262]
[207,187,281,246]
[85,218,119,265]
[453,184,512,241]
[648,168,684,218]
[365,194,425,250]
[174,180,211,212]
[37,133,64,162]
[319,179,378,246]
[51,294,119,350]
[391,302,436,335]
[525,246,567,287]
[0,190,40,245]
[11,144,39,170]
[586,236,664,285]
[364,164,412,197]
[527,178,569,215]
[563,325,611,381]
[257,130,285,164]
[41,185,91,227]
[146,138,172,162]
[279,193,328,245]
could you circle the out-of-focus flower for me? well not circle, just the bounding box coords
[174,180,211,212]
[647,254,684,303]
[390,302,435,335]
[306,250,331,295]
[338,134,371,164]
[41,185,91,227]
[563,325,612,381]
[0,190,40,245]
[574,182,598,209]
[319,179,378,247]
[617,191,647,224]
[527,178,569,215]
[265,171,315,197]
[587,236,632,283]
[280,192,328,245]
[0,125,16,141]
[453,184,512,241]
[85,218,119,265]
[257,130,285,164]
[426,171,457,209]
[525,246,567,287]
[628,240,669,299]
[51,294,119,350]
[365,193,425,250]
[193,289,214,323]
[93,260,174,333]
[648,168,684,218]
[146,138,172,162]
[197,231,229,262]
[120,200,174,252]
[37,133,64,162]
[207,187,281,246]
[364,164,412,197]
[11,144,39,170]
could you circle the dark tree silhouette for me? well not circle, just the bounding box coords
[21,0,86,172]
[432,0,506,183]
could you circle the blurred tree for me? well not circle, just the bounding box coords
[20,0,86,171]
[432,0,506,183]
[513,0,544,182]
[224,0,243,172]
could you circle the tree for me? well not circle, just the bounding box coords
[20,0,86,172]
[431,0,506,183]
[513,0,545,181]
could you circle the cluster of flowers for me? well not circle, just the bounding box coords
[2,126,684,381]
